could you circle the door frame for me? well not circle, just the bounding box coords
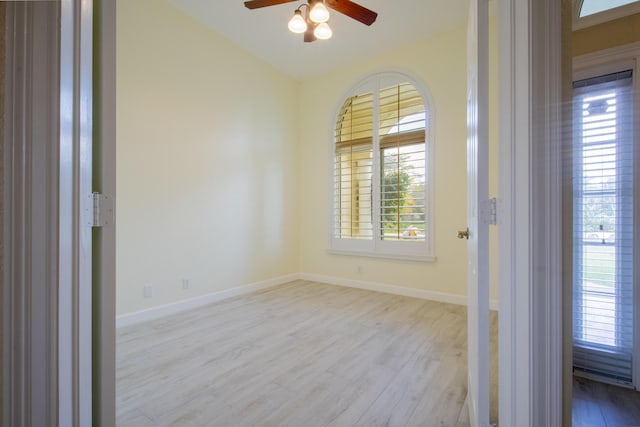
[3,4,61,425]
[2,1,99,425]
[96,0,567,425]
[58,0,95,424]
[99,0,567,423]
[1,0,566,424]
[497,0,565,425]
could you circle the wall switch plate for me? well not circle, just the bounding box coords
[182,278,190,290]
[144,285,153,298]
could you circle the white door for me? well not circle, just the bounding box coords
[465,0,490,425]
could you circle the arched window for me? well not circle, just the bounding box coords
[573,0,640,29]
[331,73,433,260]
[579,0,638,16]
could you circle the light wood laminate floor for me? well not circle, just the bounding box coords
[117,280,497,427]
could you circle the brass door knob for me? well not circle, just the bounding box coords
[457,228,470,240]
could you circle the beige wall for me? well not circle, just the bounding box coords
[573,13,640,56]
[116,0,300,315]
[297,26,480,300]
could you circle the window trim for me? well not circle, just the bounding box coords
[328,71,435,261]
[573,0,640,30]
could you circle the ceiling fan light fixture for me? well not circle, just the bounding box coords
[287,9,308,33]
[244,0,378,43]
[314,21,332,39]
[309,1,330,23]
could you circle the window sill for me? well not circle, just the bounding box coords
[326,248,436,263]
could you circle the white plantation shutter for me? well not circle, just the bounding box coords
[332,74,432,259]
[334,92,374,240]
[572,70,634,385]
[379,84,426,241]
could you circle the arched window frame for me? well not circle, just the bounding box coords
[329,71,435,261]
[573,0,640,30]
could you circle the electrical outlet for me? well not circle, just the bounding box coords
[182,278,190,290]
[144,285,153,298]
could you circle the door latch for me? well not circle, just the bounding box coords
[457,227,470,240]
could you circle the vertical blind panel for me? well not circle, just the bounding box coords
[334,92,374,239]
[572,70,634,385]
[378,83,426,241]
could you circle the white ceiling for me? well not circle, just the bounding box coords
[167,0,469,80]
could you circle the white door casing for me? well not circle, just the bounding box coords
[2,1,94,425]
[497,0,564,425]
[59,0,94,424]
[3,3,61,425]
[466,0,490,425]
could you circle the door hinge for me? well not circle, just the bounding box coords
[89,192,113,227]
[481,197,498,225]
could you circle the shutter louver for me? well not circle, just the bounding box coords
[572,70,634,386]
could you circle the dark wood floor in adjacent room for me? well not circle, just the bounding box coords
[573,376,640,426]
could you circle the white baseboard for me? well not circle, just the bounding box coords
[300,273,499,311]
[116,273,300,328]
[117,272,499,328]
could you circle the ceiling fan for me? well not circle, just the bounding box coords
[244,0,378,42]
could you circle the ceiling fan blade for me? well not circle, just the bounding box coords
[325,0,377,26]
[244,0,297,10]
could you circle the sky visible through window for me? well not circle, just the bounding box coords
[579,0,639,17]
[388,112,425,134]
